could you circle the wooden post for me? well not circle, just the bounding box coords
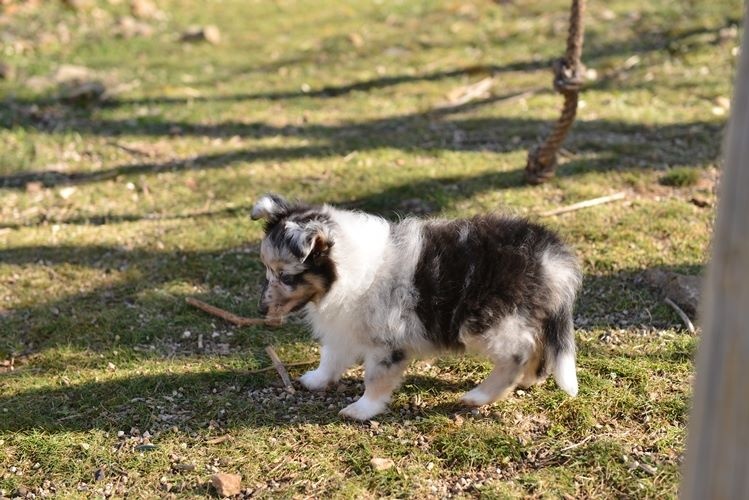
[681,4,749,498]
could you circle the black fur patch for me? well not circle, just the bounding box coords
[413,215,577,350]
[380,349,406,369]
[542,304,574,357]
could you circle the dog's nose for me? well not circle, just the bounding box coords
[258,302,269,316]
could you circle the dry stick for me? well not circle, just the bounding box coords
[560,434,594,452]
[185,297,280,327]
[539,192,626,217]
[265,346,296,393]
[106,140,152,158]
[245,360,316,376]
[664,297,696,334]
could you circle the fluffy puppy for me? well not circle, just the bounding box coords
[251,194,582,421]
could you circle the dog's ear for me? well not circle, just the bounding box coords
[251,194,290,223]
[285,220,333,262]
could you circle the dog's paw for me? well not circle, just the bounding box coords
[299,369,331,391]
[339,398,386,421]
[460,388,495,407]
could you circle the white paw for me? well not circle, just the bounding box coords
[460,388,495,407]
[339,398,387,421]
[299,369,331,391]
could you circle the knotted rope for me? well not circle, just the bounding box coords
[525,0,586,184]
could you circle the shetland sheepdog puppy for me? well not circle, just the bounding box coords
[251,194,581,421]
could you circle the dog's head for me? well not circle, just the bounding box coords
[251,194,337,320]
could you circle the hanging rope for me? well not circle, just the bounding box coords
[525,0,586,184]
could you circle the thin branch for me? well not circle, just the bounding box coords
[539,192,627,217]
[105,140,153,158]
[560,434,594,452]
[185,297,281,327]
[265,345,296,393]
[245,360,316,375]
[665,297,696,333]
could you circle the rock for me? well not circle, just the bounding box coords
[59,80,107,103]
[180,25,221,45]
[690,196,711,208]
[370,457,395,471]
[211,473,242,497]
[130,0,159,19]
[0,62,14,81]
[26,65,109,103]
[114,16,154,38]
[452,414,465,427]
[172,463,196,472]
[642,269,702,317]
[53,64,96,83]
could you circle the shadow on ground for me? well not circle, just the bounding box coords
[0,234,700,360]
[0,111,722,194]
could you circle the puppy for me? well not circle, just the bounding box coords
[251,194,581,421]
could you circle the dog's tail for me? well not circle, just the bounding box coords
[540,247,581,397]
[544,305,578,396]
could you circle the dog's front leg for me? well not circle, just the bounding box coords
[299,344,358,391]
[340,348,408,421]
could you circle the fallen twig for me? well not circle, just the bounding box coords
[665,297,696,333]
[245,360,316,376]
[438,76,495,108]
[185,297,281,327]
[265,345,296,393]
[540,192,627,217]
[560,434,594,452]
[106,140,153,158]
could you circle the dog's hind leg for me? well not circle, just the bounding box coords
[340,348,408,421]
[460,357,525,407]
[460,316,535,407]
[517,345,547,389]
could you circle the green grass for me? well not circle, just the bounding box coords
[660,167,701,187]
[0,0,736,497]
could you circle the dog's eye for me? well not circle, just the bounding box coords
[279,272,299,286]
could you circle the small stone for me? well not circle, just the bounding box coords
[26,181,43,193]
[642,269,701,317]
[0,62,14,81]
[114,16,154,38]
[452,414,464,427]
[80,443,91,451]
[172,463,196,472]
[370,457,395,471]
[181,25,221,45]
[94,468,105,481]
[117,430,125,438]
[211,473,242,497]
[130,0,158,18]
[59,80,107,103]
[690,197,710,208]
[107,362,116,371]
[59,186,77,199]
[715,96,731,110]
